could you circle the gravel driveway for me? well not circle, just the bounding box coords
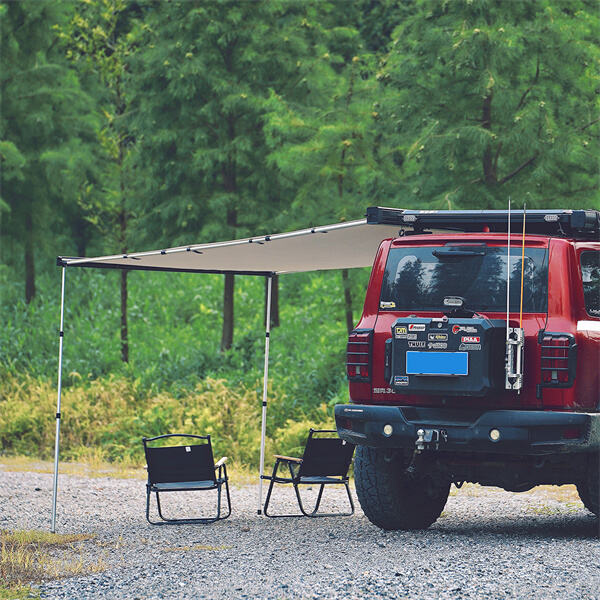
[1,463,598,599]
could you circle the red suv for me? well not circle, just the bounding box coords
[336,207,599,530]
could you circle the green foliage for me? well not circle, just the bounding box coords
[0,0,97,287]
[380,0,600,209]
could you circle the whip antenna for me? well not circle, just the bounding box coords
[506,197,511,341]
[519,203,527,328]
[505,199,524,393]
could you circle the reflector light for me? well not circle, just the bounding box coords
[562,427,581,440]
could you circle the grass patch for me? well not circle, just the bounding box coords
[0,529,105,595]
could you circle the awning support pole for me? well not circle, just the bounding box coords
[257,273,273,514]
[51,266,66,533]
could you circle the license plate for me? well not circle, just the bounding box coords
[406,351,468,376]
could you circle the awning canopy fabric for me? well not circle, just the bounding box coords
[57,219,402,275]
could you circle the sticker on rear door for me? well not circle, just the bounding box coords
[459,343,481,351]
[461,336,480,343]
[394,375,409,386]
[395,326,407,338]
[428,333,448,342]
[408,324,426,332]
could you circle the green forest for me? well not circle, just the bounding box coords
[1,0,598,468]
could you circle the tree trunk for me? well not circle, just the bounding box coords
[342,269,353,334]
[221,273,235,351]
[264,274,280,329]
[24,211,35,304]
[120,270,129,363]
[119,205,129,363]
[118,130,129,362]
[220,189,237,351]
[482,91,497,185]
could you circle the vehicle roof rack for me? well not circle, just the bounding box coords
[366,207,600,240]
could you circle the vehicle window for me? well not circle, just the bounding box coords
[581,251,600,317]
[380,246,548,313]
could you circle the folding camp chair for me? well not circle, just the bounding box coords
[262,429,355,517]
[142,433,231,525]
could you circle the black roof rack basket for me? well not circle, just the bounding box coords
[366,207,600,240]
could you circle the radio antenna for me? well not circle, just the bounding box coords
[505,197,511,340]
[519,203,527,328]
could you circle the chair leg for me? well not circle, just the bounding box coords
[263,461,304,518]
[297,481,355,518]
[222,477,232,519]
[344,481,355,516]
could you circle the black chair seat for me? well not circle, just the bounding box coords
[143,434,231,525]
[263,429,355,518]
[151,480,218,491]
[298,475,347,484]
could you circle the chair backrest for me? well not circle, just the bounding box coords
[143,434,216,485]
[297,429,355,478]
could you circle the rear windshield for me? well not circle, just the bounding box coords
[380,245,548,313]
[580,251,600,317]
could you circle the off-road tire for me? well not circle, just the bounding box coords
[354,445,450,530]
[577,454,599,517]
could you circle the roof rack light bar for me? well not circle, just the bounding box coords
[366,207,600,239]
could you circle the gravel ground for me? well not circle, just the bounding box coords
[1,463,598,600]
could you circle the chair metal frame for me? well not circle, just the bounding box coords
[143,433,231,525]
[262,429,355,518]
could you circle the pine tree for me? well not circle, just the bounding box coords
[0,1,96,302]
[60,0,142,361]
[132,0,325,350]
[381,0,600,209]
[265,41,388,330]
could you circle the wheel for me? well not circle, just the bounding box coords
[577,454,599,517]
[354,445,450,530]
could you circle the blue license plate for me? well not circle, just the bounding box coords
[406,351,468,376]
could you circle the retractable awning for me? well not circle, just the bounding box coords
[57,218,402,275]
[51,211,405,532]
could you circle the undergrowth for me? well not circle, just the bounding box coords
[0,374,335,467]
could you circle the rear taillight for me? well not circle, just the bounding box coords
[347,329,373,382]
[537,331,577,395]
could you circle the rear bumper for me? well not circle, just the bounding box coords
[335,404,600,456]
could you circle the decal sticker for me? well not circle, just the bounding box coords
[407,334,418,340]
[452,325,478,334]
[408,340,426,348]
[459,343,481,351]
[461,336,480,344]
[408,324,426,332]
[394,375,409,386]
[380,301,396,309]
[395,326,407,338]
[373,387,395,394]
[427,342,448,350]
[428,333,448,342]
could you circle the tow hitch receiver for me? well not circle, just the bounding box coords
[415,428,448,452]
